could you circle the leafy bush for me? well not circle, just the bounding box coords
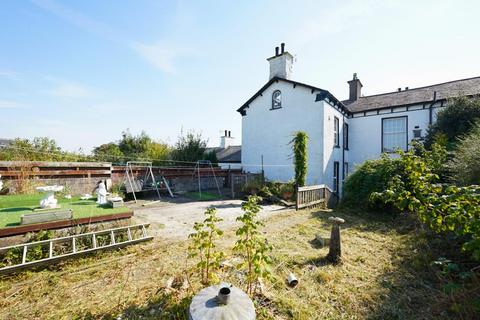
[342,154,401,210]
[449,121,480,186]
[425,96,480,150]
[242,176,263,195]
[371,142,480,260]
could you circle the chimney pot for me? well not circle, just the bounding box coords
[275,47,279,56]
[281,43,285,54]
[405,87,409,90]
[228,131,231,137]
[224,130,227,137]
[398,88,402,92]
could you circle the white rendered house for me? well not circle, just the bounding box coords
[237,44,480,195]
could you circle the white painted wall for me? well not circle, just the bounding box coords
[241,81,324,185]
[349,102,444,169]
[240,80,447,196]
[322,102,349,195]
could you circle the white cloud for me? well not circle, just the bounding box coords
[31,0,189,75]
[44,77,94,99]
[130,42,179,74]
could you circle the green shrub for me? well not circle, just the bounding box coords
[449,121,480,186]
[342,154,401,210]
[371,142,480,260]
[242,177,263,195]
[425,96,480,150]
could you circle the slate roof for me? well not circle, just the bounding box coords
[205,146,241,163]
[344,76,480,113]
[237,77,349,115]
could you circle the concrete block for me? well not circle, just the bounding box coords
[21,209,73,225]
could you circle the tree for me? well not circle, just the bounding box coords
[290,131,308,187]
[92,143,124,163]
[203,150,218,165]
[449,120,480,185]
[93,130,171,165]
[118,130,152,158]
[171,131,207,165]
[425,96,480,150]
[0,137,82,161]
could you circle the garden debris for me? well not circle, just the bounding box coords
[287,272,299,287]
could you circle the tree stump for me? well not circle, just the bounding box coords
[326,216,345,264]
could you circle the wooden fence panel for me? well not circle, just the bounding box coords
[296,184,337,210]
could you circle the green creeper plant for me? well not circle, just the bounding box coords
[233,195,272,295]
[290,131,308,187]
[188,207,224,285]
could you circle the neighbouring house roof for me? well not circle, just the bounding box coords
[344,76,480,113]
[205,145,241,163]
[237,76,349,116]
[0,139,12,147]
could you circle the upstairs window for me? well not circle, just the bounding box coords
[272,90,282,109]
[334,116,340,147]
[382,116,407,152]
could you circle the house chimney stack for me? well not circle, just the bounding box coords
[220,130,235,149]
[267,43,294,80]
[347,73,363,101]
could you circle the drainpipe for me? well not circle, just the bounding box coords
[341,113,346,197]
[429,91,437,126]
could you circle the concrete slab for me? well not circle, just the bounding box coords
[130,198,292,241]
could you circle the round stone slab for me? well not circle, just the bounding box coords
[328,216,345,224]
[189,285,255,320]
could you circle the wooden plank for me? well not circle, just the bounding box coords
[0,211,134,238]
[298,184,326,192]
[0,161,111,168]
[297,199,324,209]
[0,170,111,176]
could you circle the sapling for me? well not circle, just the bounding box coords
[234,195,273,295]
[188,207,224,285]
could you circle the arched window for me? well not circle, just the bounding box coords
[272,90,282,109]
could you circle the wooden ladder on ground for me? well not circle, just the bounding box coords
[0,223,153,275]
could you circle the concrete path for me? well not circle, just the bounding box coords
[130,198,292,241]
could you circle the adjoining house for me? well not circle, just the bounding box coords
[206,130,241,169]
[237,43,480,195]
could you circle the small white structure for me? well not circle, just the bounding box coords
[96,181,108,205]
[237,43,480,196]
[0,175,3,191]
[36,185,64,209]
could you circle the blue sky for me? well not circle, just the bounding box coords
[1,0,479,152]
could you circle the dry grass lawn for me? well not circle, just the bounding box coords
[0,208,472,319]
